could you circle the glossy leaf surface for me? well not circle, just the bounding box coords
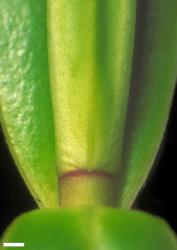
[1,208,177,250]
[0,0,58,208]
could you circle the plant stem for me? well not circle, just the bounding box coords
[59,170,118,207]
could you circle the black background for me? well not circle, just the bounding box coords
[0,88,177,236]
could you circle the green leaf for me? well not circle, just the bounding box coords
[0,0,58,208]
[1,208,177,250]
[119,0,177,208]
[47,0,136,206]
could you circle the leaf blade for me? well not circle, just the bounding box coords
[119,0,177,208]
[1,208,177,250]
[47,0,136,206]
[0,0,58,208]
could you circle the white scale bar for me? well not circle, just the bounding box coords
[3,243,24,247]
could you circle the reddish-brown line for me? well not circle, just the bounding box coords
[59,169,117,181]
